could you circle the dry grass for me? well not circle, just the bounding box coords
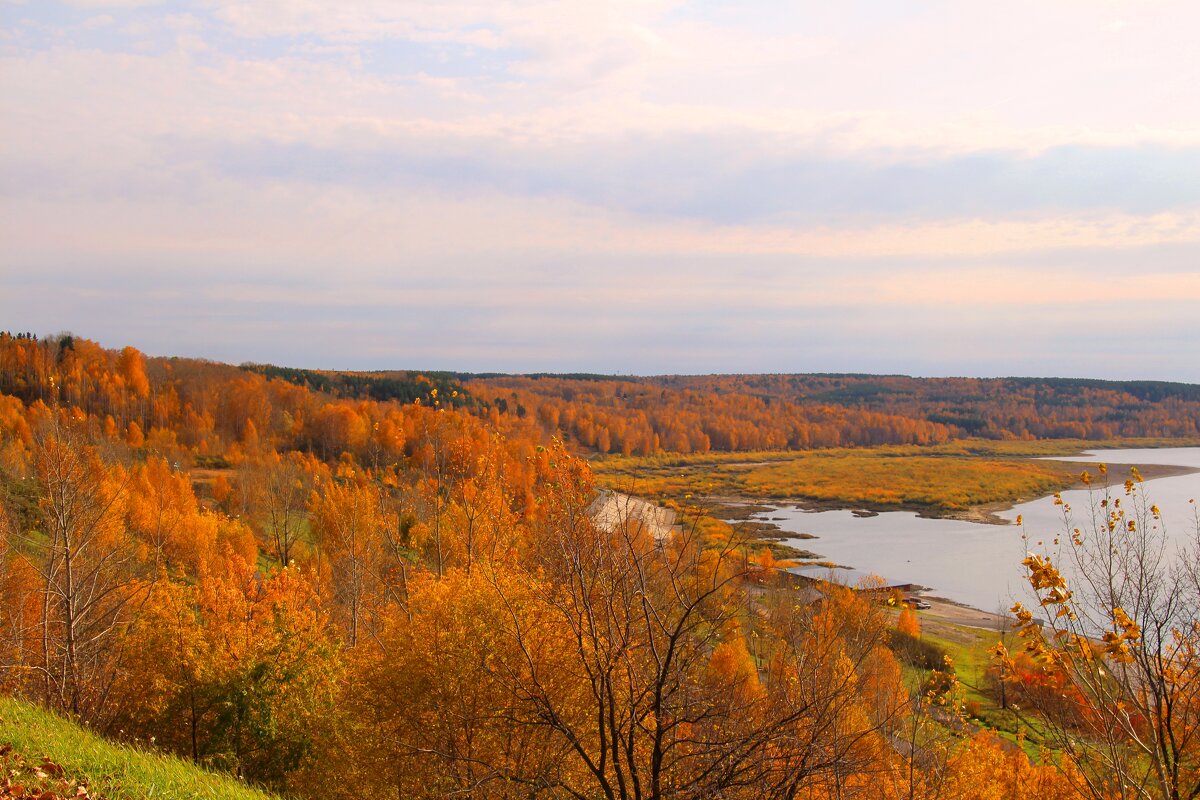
[591,439,1097,510]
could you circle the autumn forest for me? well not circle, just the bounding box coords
[0,331,1195,799]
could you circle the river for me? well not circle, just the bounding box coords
[742,447,1200,612]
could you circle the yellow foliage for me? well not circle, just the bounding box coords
[897,605,921,639]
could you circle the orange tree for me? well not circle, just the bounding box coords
[349,444,908,799]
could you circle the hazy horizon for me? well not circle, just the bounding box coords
[4,2,1200,381]
[3,330,1190,388]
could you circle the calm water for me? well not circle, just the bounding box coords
[745,448,1200,612]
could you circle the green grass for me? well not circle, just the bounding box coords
[923,628,997,706]
[910,621,1052,759]
[0,695,276,800]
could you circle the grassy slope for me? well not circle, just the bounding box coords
[906,617,1050,759]
[0,695,275,800]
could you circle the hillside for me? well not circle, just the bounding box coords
[0,695,274,800]
[1,332,1196,799]
[470,373,1200,454]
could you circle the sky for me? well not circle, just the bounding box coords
[2,1,1200,379]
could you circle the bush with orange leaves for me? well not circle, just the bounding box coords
[938,732,1082,800]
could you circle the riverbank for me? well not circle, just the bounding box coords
[921,596,1011,630]
[728,446,1200,613]
[598,442,1200,614]
[700,455,1200,534]
[593,440,1200,517]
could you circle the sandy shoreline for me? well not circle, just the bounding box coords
[590,489,679,540]
[921,596,1012,630]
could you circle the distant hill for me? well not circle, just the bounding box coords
[465,372,1200,454]
[229,363,1200,454]
[4,332,1198,457]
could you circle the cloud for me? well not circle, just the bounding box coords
[13,118,1200,228]
[61,0,164,7]
[2,1,1200,377]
